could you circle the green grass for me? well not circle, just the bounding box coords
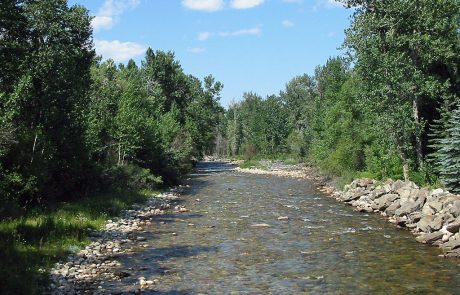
[238,160,268,170]
[0,188,160,294]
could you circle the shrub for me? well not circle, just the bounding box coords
[244,144,257,161]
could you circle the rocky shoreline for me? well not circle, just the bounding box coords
[334,178,460,258]
[48,188,188,294]
[237,163,460,258]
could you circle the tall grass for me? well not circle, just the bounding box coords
[0,189,159,294]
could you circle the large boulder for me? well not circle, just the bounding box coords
[444,200,460,218]
[440,233,460,251]
[446,217,460,233]
[417,215,434,233]
[429,214,446,232]
[394,194,427,217]
[368,188,387,201]
[385,199,401,216]
[423,190,454,214]
[396,181,419,203]
[422,199,443,215]
[415,231,444,244]
[375,194,399,211]
[341,188,370,202]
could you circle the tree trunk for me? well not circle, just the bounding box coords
[413,99,424,168]
[398,149,410,181]
[31,132,38,164]
[117,144,121,166]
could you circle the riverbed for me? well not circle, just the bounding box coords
[98,161,460,294]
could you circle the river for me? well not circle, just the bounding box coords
[101,161,460,294]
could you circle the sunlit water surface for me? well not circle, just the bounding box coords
[102,162,460,294]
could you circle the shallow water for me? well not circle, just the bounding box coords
[104,162,460,294]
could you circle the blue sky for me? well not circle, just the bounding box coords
[68,0,353,107]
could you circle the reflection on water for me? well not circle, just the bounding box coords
[103,162,460,294]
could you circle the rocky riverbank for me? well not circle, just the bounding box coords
[334,179,460,258]
[237,163,460,257]
[48,188,189,294]
[234,162,330,187]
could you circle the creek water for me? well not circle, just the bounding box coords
[103,162,460,294]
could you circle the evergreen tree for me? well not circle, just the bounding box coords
[438,105,460,193]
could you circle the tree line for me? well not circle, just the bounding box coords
[0,0,223,217]
[1,0,460,218]
[220,0,460,192]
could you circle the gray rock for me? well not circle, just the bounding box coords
[369,200,379,210]
[415,231,444,244]
[367,188,387,201]
[395,180,418,191]
[444,248,460,257]
[440,233,460,250]
[417,215,434,233]
[375,194,399,211]
[385,199,401,216]
[444,199,460,218]
[394,195,426,217]
[391,180,407,192]
[446,217,460,233]
[429,214,446,232]
[356,178,375,188]
[422,200,443,215]
[341,188,370,202]
[408,211,424,223]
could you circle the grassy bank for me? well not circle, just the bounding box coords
[0,189,160,294]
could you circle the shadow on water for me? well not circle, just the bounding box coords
[190,161,236,176]
[96,162,460,294]
[102,244,218,294]
[155,213,204,224]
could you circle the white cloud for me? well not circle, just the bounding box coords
[187,47,206,53]
[219,26,261,36]
[230,0,265,9]
[198,25,261,40]
[323,0,344,8]
[182,0,225,11]
[281,20,294,28]
[92,16,113,32]
[327,31,336,38]
[198,32,212,41]
[94,39,146,62]
[92,0,140,32]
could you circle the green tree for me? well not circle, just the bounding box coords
[1,0,94,206]
[343,0,460,180]
[437,105,460,193]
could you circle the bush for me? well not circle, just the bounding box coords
[244,144,257,161]
[103,164,162,191]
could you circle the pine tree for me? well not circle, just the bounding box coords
[438,105,460,193]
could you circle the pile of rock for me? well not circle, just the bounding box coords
[333,179,460,257]
[48,189,183,294]
[236,165,311,179]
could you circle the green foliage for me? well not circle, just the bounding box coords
[225,92,288,157]
[363,142,403,181]
[0,188,158,294]
[244,144,257,161]
[239,160,267,170]
[343,0,460,178]
[0,1,283,292]
[437,105,460,192]
[0,0,94,207]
